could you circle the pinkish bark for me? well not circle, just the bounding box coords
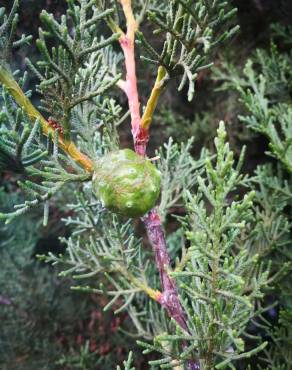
[119,29,200,370]
[143,210,189,331]
[119,36,149,156]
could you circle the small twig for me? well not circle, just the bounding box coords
[118,266,162,302]
[141,66,168,130]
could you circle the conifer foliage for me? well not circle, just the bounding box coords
[0,1,291,370]
[214,25,292,369]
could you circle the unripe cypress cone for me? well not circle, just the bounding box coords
[93,149,161,217]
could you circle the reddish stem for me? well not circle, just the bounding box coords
[143,210,189,332]
[120,34,188,331]
[119,32,189,330]
[143,211,200,370]
[118,5,200,367]
[119,35,149,156]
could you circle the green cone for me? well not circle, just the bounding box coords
[93,149,161,217]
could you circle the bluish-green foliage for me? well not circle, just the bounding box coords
[214,24,292,369]
[0,1,291,370]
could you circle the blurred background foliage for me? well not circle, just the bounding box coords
[0,0,292,369]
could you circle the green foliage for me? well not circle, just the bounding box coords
[155,107,217,150]
[137,0,239,101]
[40,136,205,312]
[137,123,269,369]
[0,0,123,224]
[157,137,206,222]
[0,84,90,223]
[214,36,292,173]
[39,122,280,369]
[0,73,45,173]
[117,352,136,370]
[0,187,135,370]
[0,0,240,224]
[35,137,207,369]
[26,1,120,138]
[249,164,292,369]
[214,24,292,370]
[0,0,31,67]
[1,1,292,370]
[270,23,292,46]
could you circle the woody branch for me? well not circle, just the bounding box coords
[117,0,192,336]
[117,3,200,367]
